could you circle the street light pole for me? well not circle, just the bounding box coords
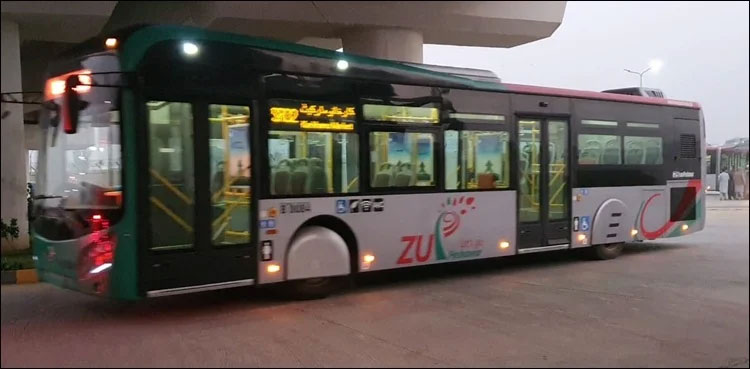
[624,67,651,88]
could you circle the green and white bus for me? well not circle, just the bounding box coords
[28,25,706,300]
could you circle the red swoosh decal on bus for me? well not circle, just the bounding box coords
[640,180,701,239]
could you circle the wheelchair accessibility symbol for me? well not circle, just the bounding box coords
[336,199,348,214]
[580,216,591,231]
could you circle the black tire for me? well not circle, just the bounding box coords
[585,242,624,260]
[282,276,346,300]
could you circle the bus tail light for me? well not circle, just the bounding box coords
[44,69,91,100]
[79,214,116,278]
[267,264,281,273]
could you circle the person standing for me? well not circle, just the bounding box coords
[733,166,746,200]
[745,164,749,200]
[718,168,730,200]
[728,166,736,199]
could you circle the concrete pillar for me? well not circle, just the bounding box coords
[1,20,29,251]
[341,27,424,63]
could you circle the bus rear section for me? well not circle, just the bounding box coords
[570,105,706,252]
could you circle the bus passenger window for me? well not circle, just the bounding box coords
[444,130,459,190]
[268,131,358,195]
[461,131,509,189]
[578,134,621,165]
[370,132,435,188]
[624,136,663,164]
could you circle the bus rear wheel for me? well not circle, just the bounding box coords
[586,242,624,260]
[283,276,345,300]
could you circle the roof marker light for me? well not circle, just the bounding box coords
[182,42,199,56]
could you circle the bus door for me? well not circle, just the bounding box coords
[517,118,570,250]
[141,99,257,296]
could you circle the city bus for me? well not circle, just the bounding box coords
[29,25,706,300]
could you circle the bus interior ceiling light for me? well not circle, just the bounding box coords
[336,60,349,71]
[105,38,118,49]
[182,42,199,56]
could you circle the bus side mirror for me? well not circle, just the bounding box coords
[62,74,86,134]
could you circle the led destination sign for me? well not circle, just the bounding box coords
[270,100,356,131]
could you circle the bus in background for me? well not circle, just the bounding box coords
[706,138,749,193]
[27,25,706,300]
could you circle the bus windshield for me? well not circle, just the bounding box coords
[34,55,122,240]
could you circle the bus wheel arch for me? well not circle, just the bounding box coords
[295,215,359,274]
[283,216,358,299]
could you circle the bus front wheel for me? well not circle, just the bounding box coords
[586,243,624,260]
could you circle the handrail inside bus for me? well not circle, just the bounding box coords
[150,168,193,205]
[149,196,193,233]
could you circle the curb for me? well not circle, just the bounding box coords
[1,269,39,285]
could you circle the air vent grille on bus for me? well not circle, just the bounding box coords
[602,87,665,98]
[400,62,502,84]
[680,134,697,158]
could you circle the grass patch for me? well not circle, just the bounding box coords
[2,249,35,271]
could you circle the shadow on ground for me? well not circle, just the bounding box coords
[79,241,690,321]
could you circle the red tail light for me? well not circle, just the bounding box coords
[79,214,116,278]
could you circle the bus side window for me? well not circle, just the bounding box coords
[624,136,663,165]
[578,134,621,165]
[268,131,359,195]
[445,130,459,190]
[461,130,509,189]
[370,131,436,188]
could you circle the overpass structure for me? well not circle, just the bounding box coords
[1,1,566,250]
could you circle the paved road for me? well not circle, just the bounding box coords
[2,201,748,367]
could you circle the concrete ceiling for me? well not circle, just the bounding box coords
[3,1,565,49]
[1,1,117,43]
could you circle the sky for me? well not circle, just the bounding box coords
[423,1,749,146]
